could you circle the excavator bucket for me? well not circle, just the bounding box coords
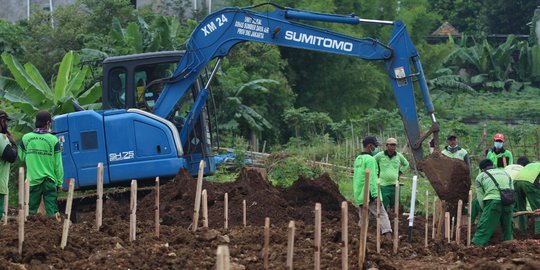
[418,152,471,215]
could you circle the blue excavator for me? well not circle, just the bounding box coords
[54,3,444,189]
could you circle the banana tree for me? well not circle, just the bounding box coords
[0,51,101,133]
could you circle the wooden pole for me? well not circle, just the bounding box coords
[450,216,455,241]
[456,200,463,244]
[3,191,8,225]
[263,217,270,270]
[243,199,247,227]
[96,162,103,231]
[314,203,321,270]
[129,180,137,242]
[467,190,472,246]
[341,201,348,270]
[216,245,230,270]
[192,160,205,232]
[425,191,429,247]
[155,177,160,238]
[202,189,208,228]
[393,181,399,254]
[436,201,445,240]
[376,179,381,254]
[60,179,75,249]
[358,169,371,268]
[18,167,24,256]
[286,220,295,270]
[224,193,228,229]
[445,212,450,243]
[432,197,436,239]
[24,180,29,220]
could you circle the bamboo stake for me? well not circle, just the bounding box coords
[243,199,247,227]
[3,191,8,225]
[467,190,472,246]
[445,212,450,243]
[432,197,436,239]
[450,217,455,241]
[376,179,381,254]
[18,167,24,256]
[358,169,371,268]
[224,193,228,229]
[61,179,75,249]
[314,203,321,270]
[192,160,205,232]
[393,181,399,254]
[456,200,463,244]
[263,217,270,270]
[24,180,29,220]
[286,221,295,270]
[155,177,160,238]
[341,201,348,270]
[96,162,103,230]
[216,245,230,270]
[202,189,208,228]
[129,180,137,242]
[436,201,445,240]
[425,191,429,247]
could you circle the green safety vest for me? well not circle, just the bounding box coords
[442,147,468,161]
[515,162,540,184]
[353,153,379,206]
[486,148,513,169]
[0,134,11,194]
[374,151,409,186]
[19,132,64,187]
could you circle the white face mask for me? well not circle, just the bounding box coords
[494,142,503,149]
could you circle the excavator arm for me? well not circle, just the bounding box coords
[154,4,436,163]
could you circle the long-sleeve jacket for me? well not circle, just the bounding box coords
[374,151,409,186]
[475,168,513,209]
[0,134,17,194]
[19,132,64,187]
[515,162,540,184]
[353,152,379,206]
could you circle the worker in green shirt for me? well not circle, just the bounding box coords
[442,134,470,167]
[472,159,514,246]
[486,133,513,169]
[514,161,540,235]
[353,136,392,238]
[0,111,17,219]
[374,137,409,211]
[19,110,64,217]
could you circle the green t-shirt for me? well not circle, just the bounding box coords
[353,153,379,206]
[374,151,409,186]
[486,148,513,169]
[0,134,11,194]
[19,132,64,187]
[515,162,540,184]
[475,168,513,209]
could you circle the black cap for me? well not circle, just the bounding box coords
[447,134,457,140]
[479,159,493,170]
[362,136,381,147]
[35,110,52,128]
[0,110,12,121]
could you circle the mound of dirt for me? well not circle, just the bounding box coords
[419,153,470,215]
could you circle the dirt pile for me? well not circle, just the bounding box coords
[419,153,471,214]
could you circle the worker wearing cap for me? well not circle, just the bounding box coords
[353,136,392,238]
[442,134,471,167]
[0,110,17,219]
[486,133,513,168]
[19,110,63,217]
[472,159,514,246]
[374,137,409,211]
[513,160,540,235]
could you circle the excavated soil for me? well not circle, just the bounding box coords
[0,168,538,269]
[419,153,471,215]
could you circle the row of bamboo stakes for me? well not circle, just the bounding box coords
[10,161,475,269]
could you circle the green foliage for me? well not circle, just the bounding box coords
[268,155,323,187]
[0,51,101,133]
[0,20,28,63]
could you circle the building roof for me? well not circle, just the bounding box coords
[431,22,460,37]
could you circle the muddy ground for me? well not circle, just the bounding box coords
[0,168,538,269]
